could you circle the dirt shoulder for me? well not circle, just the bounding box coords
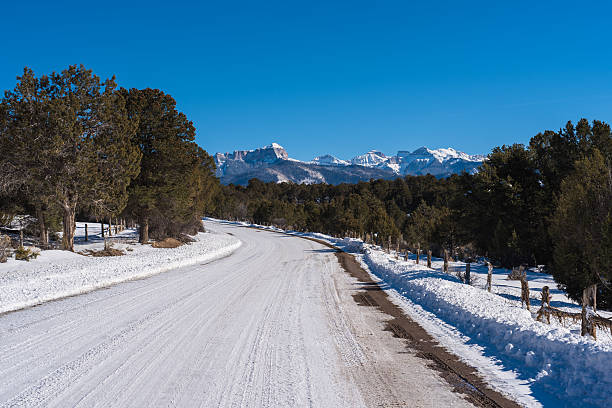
[301,235,521,408]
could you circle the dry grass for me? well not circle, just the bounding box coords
[81,248,125,257]
[152,238,183,248]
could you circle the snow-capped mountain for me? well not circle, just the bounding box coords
[351,150,388,167]
[397,147,485,177]
[214,143,484,185]
[214,143,289,178]
[310,154,350,167]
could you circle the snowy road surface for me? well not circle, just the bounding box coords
[0,221,472,407]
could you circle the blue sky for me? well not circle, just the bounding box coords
[1,1,611,160]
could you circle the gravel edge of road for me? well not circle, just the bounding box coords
[298,235,523,408]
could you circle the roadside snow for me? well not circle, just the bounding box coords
[0,222,241,314]
[217,219,612,408]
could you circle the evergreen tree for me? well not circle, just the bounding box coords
[550,150,612,308]
[120,88,217,241]
[50,66,140,250]
[0,66,140,251]
[0,68,57,246]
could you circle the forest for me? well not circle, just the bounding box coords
[0,65,219,251]
[211,120,612,308]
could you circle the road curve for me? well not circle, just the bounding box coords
[0,221,472,407]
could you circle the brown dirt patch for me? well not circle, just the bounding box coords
[152,238,183,248]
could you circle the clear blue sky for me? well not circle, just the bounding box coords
[2,1,611,160]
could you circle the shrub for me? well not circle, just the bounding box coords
[0,234,10,263]
[15,246,40,261]
[152,238,183,248]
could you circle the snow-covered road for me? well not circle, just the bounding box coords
[0,221,472,408]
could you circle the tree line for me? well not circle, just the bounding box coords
[211,119,612,309]
[0,65,218,250]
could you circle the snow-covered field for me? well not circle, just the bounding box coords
[222,220,612,408]
[0,222,241,314]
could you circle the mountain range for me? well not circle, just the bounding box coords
[214,143,485,185]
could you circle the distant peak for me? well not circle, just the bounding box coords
[265,142,284,149]
[411,146,431,154]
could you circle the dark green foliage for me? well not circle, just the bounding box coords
[466,144,549,265]
[119,88,218,241]
[549,150,612,308]
[0,66,141,250]
[0,67,216,250]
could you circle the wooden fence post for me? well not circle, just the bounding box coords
[427,250,432,268]
[443,249,449,273]
[486,262,493,292]
[416,242,420,265]
[84,224,88,242]
[537,286,551,324]
[520,267,530,311]
[465,262,471,285]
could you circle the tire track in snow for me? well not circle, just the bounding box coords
[0,222,474,408]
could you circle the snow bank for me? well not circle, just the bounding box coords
[217,220,612,408]
[0,225,241,314]
[359,248,612,407]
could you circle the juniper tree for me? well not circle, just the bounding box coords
[0,68,58,246]
[0,66,140,251]
[120,88,217,242]
[49,66,140,250]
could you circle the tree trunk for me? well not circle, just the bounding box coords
[427,250,432,268]
[35,205,48,248]
[581,284,597,339]
[465,263,471,285]
[443,249,449,273]
[62,204,76,251]
[101,221,105,238]
[487,262,493,292]
[139,219,149,244]
[416,243,420,265]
